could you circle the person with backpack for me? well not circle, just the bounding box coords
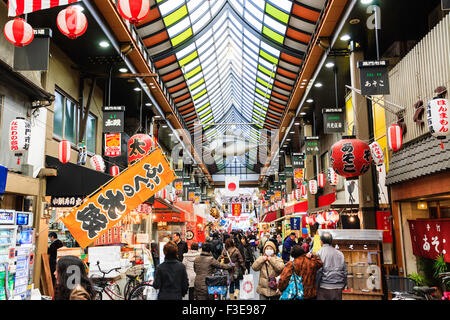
[278,245,323,300]
[282,233,297,263]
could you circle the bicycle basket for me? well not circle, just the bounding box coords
[385,275,416,294]
[126,265,145,277]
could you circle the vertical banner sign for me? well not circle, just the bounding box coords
[290,217,301,230]
[323,108,345,133]
[232,203,242,217]
[376,211,393,243]
[103,106,125,133]
[357,61,390,96]
[104,133,121,157]
[408,219,450,262]
[61,148,176,248]
[305,137,320,155]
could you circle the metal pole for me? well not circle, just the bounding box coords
[334,66,339,108]
[374,5,381,60]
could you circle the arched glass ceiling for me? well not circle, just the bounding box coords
[137,0,326,172]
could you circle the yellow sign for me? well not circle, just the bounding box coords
[61,148,176,248]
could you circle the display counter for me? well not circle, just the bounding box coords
[318,229,385,300]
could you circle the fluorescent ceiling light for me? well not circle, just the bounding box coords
[360,0,373,4]
[314,83,323,88]
[325,62,335,68]
[340,34,351,41]
[134,87,141,91]
[307,99,314,103]
[300,112,307,116]
[119,68,128,73]
[295,122,300,126]
[99,41,110,48]
[145,103,152,106]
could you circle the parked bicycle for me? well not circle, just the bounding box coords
[91,262,123,300]
[385,275,446,300]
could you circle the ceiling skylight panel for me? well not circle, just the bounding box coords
[229,0,244,15]
[211,0,225,16]
[192,13,212,34]
[190,82,206,96]
[187,0,203,11]
[198,40,214,56]
[267,0,293,13]
[190,2,209,22]
[167,17,190,38]
[260,38,281,57]
[183,58,200,74]
[213,12,228,32]
[243,11,262,31]
[264,15,287,35]
[244,29,260,46]
[245,0,264,20]
[196,29,213,47]
[187,72,203,86]
[159,0,185,16]
[259,57,275,72]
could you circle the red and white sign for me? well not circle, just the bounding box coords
[232,203,241,216]
[57,5,87,39]
[4,18,34,47]
[8,0,80,17]
[110,165,120,177]
[427,98,449,146]
[376,211,393,243]
[225,176,239,196]
[318,173,325,188]
[9,118,31,152]
[327,168,339,186]
[105,133,121,157]
[301,184,307,197]
[58,140,71,164]
[388,124,403,151]
[408,219,450,262]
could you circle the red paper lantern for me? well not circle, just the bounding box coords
[128,133,154,165]
[117,0,150,24]
[318,173,325,188]
[4,18,34,47]
[388,124,403,151]
[58,140,71,164]
[57,6,87,39]
[330,136,372,179]
[110,165,120,176]
[301,184,307,197]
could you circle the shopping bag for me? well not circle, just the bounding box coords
[240,273,255,300]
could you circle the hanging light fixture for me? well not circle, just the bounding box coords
[117,0,150,24]
[57,5,88,39]
[4,18,34,47]
[58,140,71,164]
[388,124,403,151]
[330,136,372,179]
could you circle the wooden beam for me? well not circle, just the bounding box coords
[116,73,158,78]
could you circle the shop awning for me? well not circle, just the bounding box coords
[318,192,336,207]
[45,155,112,197]
[262,211,277,223]
[153,198,185,223]
[284,201,308,216]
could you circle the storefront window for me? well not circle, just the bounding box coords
[53,91,64,138]
[64,98,77,144]
[86,114,97,153]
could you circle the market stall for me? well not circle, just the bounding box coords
[318,229,385,300]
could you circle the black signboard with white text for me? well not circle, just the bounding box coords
[323,108,345,133]
[103,106,125,133]
[443,0,450,10]
[305,137,320,155]
[357,60,390,96]
[291,153,305,168]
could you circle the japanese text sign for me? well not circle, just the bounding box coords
[357,60,390,96]
[305,137,320,155]
[104,133,121,157]
[232,203,241,216]
[408,219,450,262]
[61,147,176,248]
[323,108,345,134]
[290,217,301,230]
[376,211,393,243]
[103,106,125,133]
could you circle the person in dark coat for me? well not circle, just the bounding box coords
[48,232,64,286]
[240,236,255,271]
[172,232,188,261]
[153,241,189,300]
[282,233,297,263]
[210,233,223,260]
[221,238,246,300]
[193,242,231,300]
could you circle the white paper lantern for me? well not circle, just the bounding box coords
[9,117,31,164]
[369,141,385,166]
[315,213,325,225]
[327,168,339,186]
[318,173,326,188]
[308,180,318,195]
[427,98,449,147]
[90,155,105,172]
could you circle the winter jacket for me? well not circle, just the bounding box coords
[316,244,347,289]
[222,247,246,280]
[193,251,231,300]
[251,241,285,297]
[176,240,188,261]
[243,244,255,263]
[278,255,323,299]
[282,237,297,261]
[153,258,189,300]
[210,239,223,260]
[69,284,91,300]
[182,249,200,288]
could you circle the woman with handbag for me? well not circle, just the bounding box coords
[251,241,285,300]
[221,238,246,300]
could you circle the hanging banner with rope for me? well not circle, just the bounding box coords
[61,147,176,248]
[8,0,80,17]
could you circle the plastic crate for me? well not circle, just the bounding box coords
[385,275,416,294]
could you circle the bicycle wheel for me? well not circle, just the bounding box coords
[128,283,154,300]
[106,281,121,297]
[124,280,137,300]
